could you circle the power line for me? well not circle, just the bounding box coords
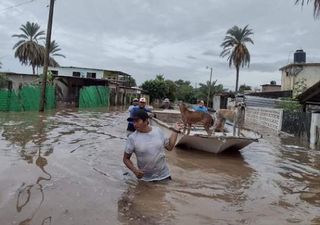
[0,0,41,13]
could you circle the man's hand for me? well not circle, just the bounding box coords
[133,169,144,179]
[174,122,184,132]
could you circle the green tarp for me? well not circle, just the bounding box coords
[0,85,55,112]
[79,86,110,108]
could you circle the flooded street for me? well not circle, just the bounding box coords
[0,109,319,225]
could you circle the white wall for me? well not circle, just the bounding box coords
[310,113,320,149]
[7,74,38,90]
[245,107,283,131]
[44,67,104,79]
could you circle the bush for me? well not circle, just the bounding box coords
[276,98,302,111]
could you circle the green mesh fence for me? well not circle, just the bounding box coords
[79,86,110,108]
[0,85,55,112]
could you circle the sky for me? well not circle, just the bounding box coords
[0,0,319,90]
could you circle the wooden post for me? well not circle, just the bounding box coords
[39,0,55,112]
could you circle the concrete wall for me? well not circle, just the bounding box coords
[45,67,104,79]
[281,65,320,91]
[153,111,181,124]
[245,107,283,131]
[213,96,221,111]
[310,112,320,149]
[261,85,281,92]
[6,74,38,90]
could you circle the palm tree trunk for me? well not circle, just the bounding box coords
[235,66,240,92]
[32,65,35,75]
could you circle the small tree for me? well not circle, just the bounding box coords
[292,78,307,98]
[239,84,252,93]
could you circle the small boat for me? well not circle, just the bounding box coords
[151,110,260,154]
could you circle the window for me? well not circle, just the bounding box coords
[87,72,96,78]
[50,70,58,75]
[73,72,80,77]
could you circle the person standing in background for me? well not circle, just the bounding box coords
[127,97,151,136]
[193,100,208,113]
[126,98,139,135]
[128,98,139,112]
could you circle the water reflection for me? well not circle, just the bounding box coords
[168,149,256,206]
[277,138,320,207]
[118,181,174,225]
[12,114,53,225]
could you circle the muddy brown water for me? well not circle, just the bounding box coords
[0,108,319,225]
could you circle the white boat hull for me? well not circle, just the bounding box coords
[150,112,259,154]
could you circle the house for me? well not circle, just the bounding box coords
[297,80,320,111]
[41,66,133,87]
[3,66,146,107]
[37,66,141,106]
[297,81,320,149]
[261,82,281,92]
[279,50,320,91]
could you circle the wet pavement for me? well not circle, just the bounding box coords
[0,108,319,225]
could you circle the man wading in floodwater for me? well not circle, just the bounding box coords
[123,110,181,182]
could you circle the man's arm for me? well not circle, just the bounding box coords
[123,152,144,178]
[165,123,183,151]
[165,131,179,151]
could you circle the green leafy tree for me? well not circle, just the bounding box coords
[141,75,169,102]
[293,78,307,98]
[12,22,45,74]
[220,25,254,92]
[195,81,224,106]
[239,84,252,93]
[175,79,194,103]
[295,0,320,18]
[165,79,177,101]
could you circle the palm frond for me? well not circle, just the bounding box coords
[295,0,320,18]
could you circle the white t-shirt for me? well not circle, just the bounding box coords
[125,126,170,181]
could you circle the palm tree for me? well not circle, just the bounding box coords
[48,40,65,67]
[12,22,45,74]
[38,40,65,67]
[220,25,254,92]
[295,0,320,18]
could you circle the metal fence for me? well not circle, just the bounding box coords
[281,111,311,139]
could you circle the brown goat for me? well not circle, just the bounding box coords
[179,103,214,135]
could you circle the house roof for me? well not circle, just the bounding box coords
[50,66,131,76]
[279,63,320,71]
[1,72,38,77]
[297,80,320,105]
[261,84,281,87]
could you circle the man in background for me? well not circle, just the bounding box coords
[160,98,174,109]
[193,100,208,113]
[127,97,152,136]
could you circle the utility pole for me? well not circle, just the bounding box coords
[206,67,213,108]
[39,0,55,112]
